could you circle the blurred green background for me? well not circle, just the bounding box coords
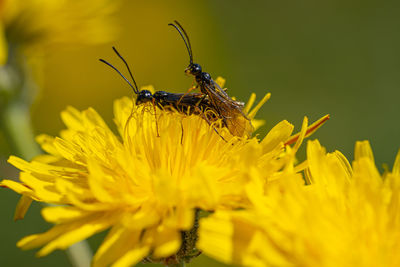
[1,0,400,266]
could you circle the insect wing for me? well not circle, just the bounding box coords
[203,81,254,137]
[176,93,206,105]
[211,77,231,99]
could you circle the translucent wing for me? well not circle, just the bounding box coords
[166,92,206,105]
[202,80,254,137]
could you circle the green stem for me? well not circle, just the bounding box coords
[66,242,93,267]
[2,102,40,160]
[1,97,94,267]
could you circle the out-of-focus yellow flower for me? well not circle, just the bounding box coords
[0,23,7,64]
[199,140,400,267]
[0,0,119,62]
[1,91,328,266]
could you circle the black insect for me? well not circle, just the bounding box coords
[100,47,205,110]
[99,47,222,137]
[169,21,254,138]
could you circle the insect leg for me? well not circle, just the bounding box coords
[152,98,161,137]
[177,84,198,105]
[123,101,137,147]
[195,94,207,106]
[180,120,184,145]
[194,106,227,142]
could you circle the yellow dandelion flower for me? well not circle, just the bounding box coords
[1,91,328,266]
[0,0,119,61]
[198,140,400,267]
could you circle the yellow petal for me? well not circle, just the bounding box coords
[292,116,308,153]
[260,120,294,153]
[35,134,60,156]
[18,225,68,251]
[8,155,83,176]
[41,206,91,224]
[53,137,86,166]
[198,211,234,264]
[14,195,34,221]
[113,96,134,137]
[214,76,226,88]
[284,114,330,146]
[152,227,181,258]
[19,212,119,257]
[243,93,257,114]
[93,225,149,267]
[87,159,116,203]
[112,246,150,267]
[355,140,375,163]
[247,93,271,119]
[61,106,85,132]
[19,172,64,203]
[251,119,265,132]
[1,179,32,195]
[333,150,353,178]
[393,149,400,175]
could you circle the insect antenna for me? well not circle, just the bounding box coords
[111,47,140,93]
[99,58,139,94]
[168,20,193,64]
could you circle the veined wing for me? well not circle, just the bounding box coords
[210,79,248,108]
[175,92,209,106]
[205,79,248,118]
[156,92,207,106]
[202,80,254,137]
[211,76,231,99]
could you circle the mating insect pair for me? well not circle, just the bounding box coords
[100,21,253,139]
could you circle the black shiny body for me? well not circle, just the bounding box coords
[169,21,253,137]
[137,90,212,115]
[190,66,247,127]
[99,47,214,117]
